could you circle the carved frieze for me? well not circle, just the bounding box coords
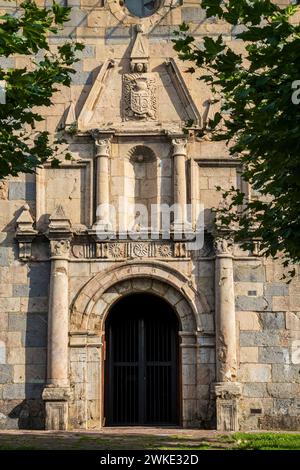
[123,73,156,121]
[71,241,189,260]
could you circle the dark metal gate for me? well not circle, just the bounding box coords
[105,293,179,426]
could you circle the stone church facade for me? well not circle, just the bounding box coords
[0,0,299,431]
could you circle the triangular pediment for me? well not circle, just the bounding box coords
[77,58,201,133]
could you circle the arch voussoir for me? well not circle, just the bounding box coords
[70,261,207,333]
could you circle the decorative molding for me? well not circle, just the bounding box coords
[89,132,111,157]
[47,205,72,258]
[214,237,233,256]
[42,386,71,402]
[48,205,71,233]
[64,101,76,129]
[214,382,242,400]
[77,59,115,132]
[172,138,188,157]
[214,382,242,431]
[195,158,241,167]
[50,239,71,258]
[15,204,37,260]
[166,59,201,126]
[123,73,157,121]
[71,240,188,260]
[70,260,206,333]
[130,25,149,72]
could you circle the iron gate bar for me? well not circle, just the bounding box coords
[105,293,179,426]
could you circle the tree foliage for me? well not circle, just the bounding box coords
[0,0,84,178]
[173,0,300,272]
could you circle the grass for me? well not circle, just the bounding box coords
[232,433,300,450]
[0,432,299,450]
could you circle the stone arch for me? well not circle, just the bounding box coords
[127,145,156,163]
[70,261,207,334]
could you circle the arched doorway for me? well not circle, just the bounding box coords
[104,293,180,426]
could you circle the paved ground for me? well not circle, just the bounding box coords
[0,428,300,450]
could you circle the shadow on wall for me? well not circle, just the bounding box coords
[6,260,51,429]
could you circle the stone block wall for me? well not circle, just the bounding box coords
[0,0,299,430]
[235,259,300,430]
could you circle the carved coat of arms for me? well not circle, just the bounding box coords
[123,73,156,121]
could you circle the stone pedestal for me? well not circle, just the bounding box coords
[214,237,240,431]
[42,386,71,431]
[214,382,241,432]
[43,206,72,430]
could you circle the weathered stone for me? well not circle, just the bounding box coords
[239,364,272,383]
[12,284,30,297]
[286,311,300,330]
[0,298,20,313]
[2,384,26,400]
[235,296,269,311]
[272,364,300,383]
[264,283,288,297]
[0,365,13,384]
[181,7,206,23]
[8,182,35,201]
[243,383,268,398]
[237,311,260,331]
[259,312,285,330]
[105,26,131,44]
[8,314,26,332]
[234,264,265,282]
[240,331,281,347]
[0,340,6,364]
[267,383,300,399]
[240,347,258,363]
[259,347,290,364]
[0,248,9,267]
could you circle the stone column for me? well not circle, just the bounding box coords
[172,138,188,226]
[94,137,111,229]
[42,205,72,430]
[214,236,241,431]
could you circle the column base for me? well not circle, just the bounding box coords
[42,386,71,430]
[213,382,242,431]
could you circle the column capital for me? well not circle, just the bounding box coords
[90,129,112,157]
[214,236,233,257]
[49,239,71,258]
[171,137,188,157]
[95,138,111,157]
